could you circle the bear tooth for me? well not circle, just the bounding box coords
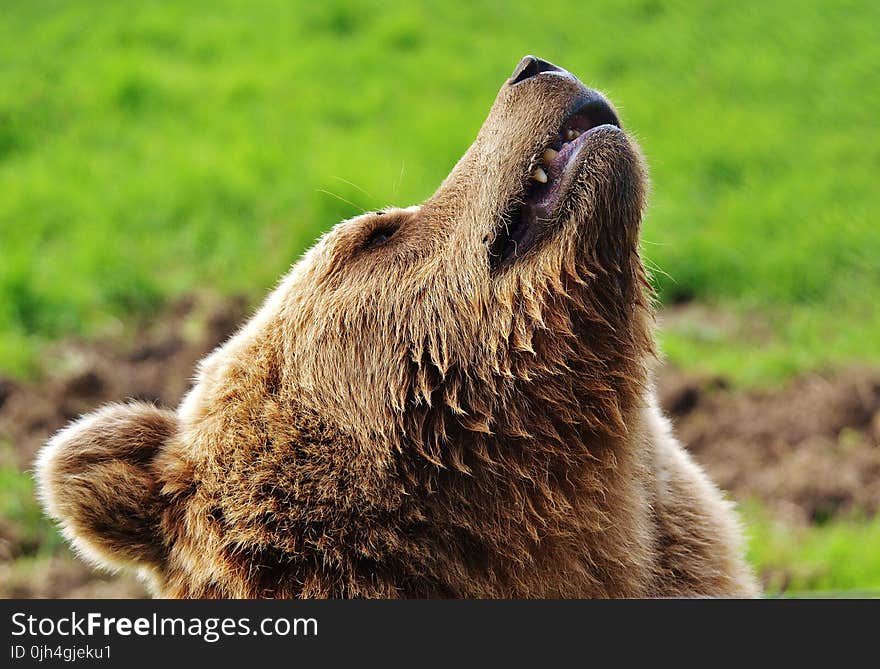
[531,167,548,183]
[542,148,558,164]
[566,128,581,140]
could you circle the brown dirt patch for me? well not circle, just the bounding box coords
[0,294,248,471]
[659,367,880,526]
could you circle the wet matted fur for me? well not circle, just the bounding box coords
[37,57,759,598]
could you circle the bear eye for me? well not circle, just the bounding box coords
[363,225,397,250]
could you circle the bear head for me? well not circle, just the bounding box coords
[38,56,654,597]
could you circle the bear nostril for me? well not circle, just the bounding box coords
[508,55,563,85]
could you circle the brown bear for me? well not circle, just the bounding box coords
[37,56,759,598]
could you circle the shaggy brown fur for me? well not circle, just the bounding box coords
[37,56,758,598]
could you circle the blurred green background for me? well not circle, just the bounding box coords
[1,0,878,596]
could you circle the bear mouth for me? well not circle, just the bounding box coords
[488,96,621,271]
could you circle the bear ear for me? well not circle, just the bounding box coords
[36,402,178,573]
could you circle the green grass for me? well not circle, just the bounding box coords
[0,466,62,557]
[0,0,878,380]
[744,504,880,596]
[660,302,880,386]
[0,442,62,559]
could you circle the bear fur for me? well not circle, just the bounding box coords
[37,57,759,598]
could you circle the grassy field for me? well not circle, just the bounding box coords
[1,0,878,382]
[745,503,880,595]
[1,0,879,595]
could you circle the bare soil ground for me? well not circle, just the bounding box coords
[1,296,878,597]
[658,367,880,526]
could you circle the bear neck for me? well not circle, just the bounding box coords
[392,256,657,596]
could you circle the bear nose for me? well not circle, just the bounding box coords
[508,55,563,85]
